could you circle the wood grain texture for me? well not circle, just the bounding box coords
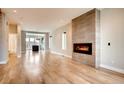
[0,51,124,84]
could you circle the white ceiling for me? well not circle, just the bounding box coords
[2,8,93,32]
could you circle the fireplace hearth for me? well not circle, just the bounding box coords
[73,43,92,55]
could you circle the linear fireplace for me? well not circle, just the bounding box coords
[73,43,92,55]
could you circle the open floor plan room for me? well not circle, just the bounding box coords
[0,8,124,84]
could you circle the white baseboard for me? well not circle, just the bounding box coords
[64,55,72,58]
[0,60,7,64]
[100,64,124,74]
[51,51,62,55]
[51,51,72,58]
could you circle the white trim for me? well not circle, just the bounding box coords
[0,60,7,64]
[100,64,124,74]
[51,51,62,55]
[62,54,72,58]
[51,51,72,58]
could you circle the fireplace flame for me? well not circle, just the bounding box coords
[76,46,89,51]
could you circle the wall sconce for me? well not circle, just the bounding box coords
[63,32,66,34]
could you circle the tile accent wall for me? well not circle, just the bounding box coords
[72,9,100,67]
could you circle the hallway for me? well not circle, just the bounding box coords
[0,51,124,84]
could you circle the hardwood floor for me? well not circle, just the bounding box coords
[0,51,124,84]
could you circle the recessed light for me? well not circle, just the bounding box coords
[13,10,17,13]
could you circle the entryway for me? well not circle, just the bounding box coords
[25,32,45,52]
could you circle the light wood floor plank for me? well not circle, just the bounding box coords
[0,51,124,84]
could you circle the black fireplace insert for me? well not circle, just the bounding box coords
[32,45,39,52]
[73,43,92,55]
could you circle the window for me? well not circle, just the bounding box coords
[30,38,35,42]
[26,38,29,42]
[25,37,30,50]
[25,32,46,50]
[35,38,40,43]
[62,32,67,50]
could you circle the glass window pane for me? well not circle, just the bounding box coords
[62,32,66,50]
[26,38,29,42]
[30,38,35,42]
[35,38,40,43]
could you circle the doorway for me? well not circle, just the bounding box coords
[25,32,45,52]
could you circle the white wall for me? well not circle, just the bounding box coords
[45,33,49,50]
[0,13,8,64]
[100,9,124,73]
[50,23,72,58]
[17,25,21,57]
[21,31,26,53]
